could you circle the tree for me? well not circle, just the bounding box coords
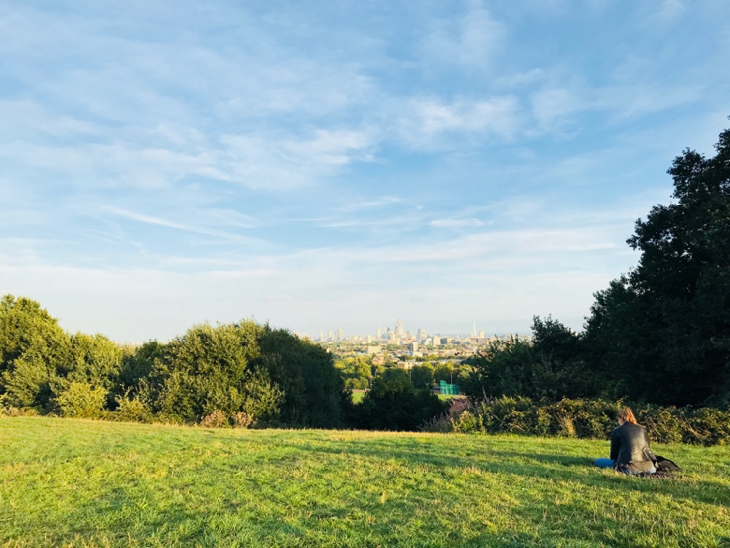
[530,316,598,400]
[355,368,446,431]
[147,322,283,424]
[462,336,534,399]
[257,327,345,428]
[334,356,371,390]
[0,295,70,409]
[409,363,434,389]
[584,123,730,406]
[433,362,455,384]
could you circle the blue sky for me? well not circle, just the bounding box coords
[2,0,729,342]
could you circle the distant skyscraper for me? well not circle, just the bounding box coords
[376,326,382,340]
[395,319,404,338]
[417,328,425,341]
[337,327,343,341]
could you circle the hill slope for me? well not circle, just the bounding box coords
[1,417,729,547]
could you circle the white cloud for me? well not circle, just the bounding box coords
[217,128,375,190]
[103,207,263,245]
[397,95,522,149]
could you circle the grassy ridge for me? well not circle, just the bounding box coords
[1,418,729,547]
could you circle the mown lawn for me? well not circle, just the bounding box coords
[1,417,729,548]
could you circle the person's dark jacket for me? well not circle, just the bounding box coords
[610,422,656,473]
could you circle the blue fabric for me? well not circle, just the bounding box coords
[593,458,615,469]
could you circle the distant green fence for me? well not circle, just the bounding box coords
[439,380,460,395]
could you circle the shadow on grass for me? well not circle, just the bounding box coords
[263,438,730,509]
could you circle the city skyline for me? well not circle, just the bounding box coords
[2,1,729,343]
[305,319,489,343]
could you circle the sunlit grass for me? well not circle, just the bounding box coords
[1,417,729,547]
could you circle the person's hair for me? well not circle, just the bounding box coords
[618,407,639,425]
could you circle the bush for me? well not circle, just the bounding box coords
[430,397,730,446]
[55,382,107,419]
[353,368,447,431]
[231,411,254,428]
[200,410,229,428]
[420,398,475,433]
[114,394,153,423]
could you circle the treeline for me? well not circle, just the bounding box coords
[0,295,447,430]
[458,124,730,410]
[0,296,345,427]
[335,356,461,390]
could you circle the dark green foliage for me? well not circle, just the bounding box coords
[584,125,730,406]
[147,322,283,424]
[434,396,730,445]
[463,317,595,402]
[0,297,350,428]
[144,322,346,427]
[409,363,434,389]
[355,368,447,430]
[119,341,165,394]
[257,327,345,428]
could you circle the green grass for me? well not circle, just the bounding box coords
[1,417,729,547]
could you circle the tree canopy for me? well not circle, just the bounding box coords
[584,124,730,406]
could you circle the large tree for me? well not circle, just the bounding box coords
[584,123,730,406]
[0,295,70,408]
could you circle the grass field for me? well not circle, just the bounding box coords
[1,417,729,548]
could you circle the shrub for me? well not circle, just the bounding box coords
[354,369,447,431]
[200,410,229,428]
[55,382,107,419]
[420,398,474,433]
[231,411,254,428]
[683,408,730,446]
[114,394,153,423]
[432,397,730,446]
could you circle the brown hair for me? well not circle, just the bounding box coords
[618,407,639,425]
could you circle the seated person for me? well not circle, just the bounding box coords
[594,407,656,475]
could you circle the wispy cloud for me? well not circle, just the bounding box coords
[104,207,263,245]
[397,95,522,149]
[2,1,729,339]
[420,1,506,69]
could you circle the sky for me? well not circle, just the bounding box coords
[1,0,729,342]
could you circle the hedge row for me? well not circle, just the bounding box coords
[421,397,730,446]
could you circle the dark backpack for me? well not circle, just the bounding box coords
[655,455,682,473]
